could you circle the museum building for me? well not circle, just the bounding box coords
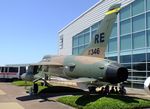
[58,0,150,88]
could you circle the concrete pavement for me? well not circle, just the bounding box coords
[126,87,150,100]
[0,82,74,109]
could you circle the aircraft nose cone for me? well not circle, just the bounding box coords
[21,72,34,81]
[21,73,26,80]
[104,63,128,84]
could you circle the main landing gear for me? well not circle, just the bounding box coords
[28,82,39,95]
[31,83,38,94]
[88,85,126,95]
[88,86,97,94]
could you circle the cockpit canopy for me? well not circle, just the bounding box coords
[42,55,57,62]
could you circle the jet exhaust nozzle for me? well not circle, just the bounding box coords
[104,64,128,84]
[144,77,150,95]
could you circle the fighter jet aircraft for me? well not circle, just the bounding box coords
[21,3,128,93]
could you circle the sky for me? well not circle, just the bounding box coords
[0,0,100,65]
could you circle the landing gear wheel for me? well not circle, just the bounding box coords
[33,83,38,94]
[88,86,97,94]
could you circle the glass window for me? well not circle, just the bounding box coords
[147,53,150,62]
[84,33,90,44]
[1,67,4,72]
[84,44,89,49]
[73,36,78,47]
[123,82,131,88]
[9,67,18,72]
[108,38,117,52]
[133,83,145,89]
[78,46,85,54]
[133,31,145,49]
[59,35,63,49]
[132,53,146,62]
[78,34,84,46]
[91,22,99,31]
[133,63,146,71]
[147,30,150,47]
[72,48,78,55]
[108,56,117,61]
[121,64,131,69]
[20,67,26,75]
[120,5,130,20]
[120,55,131,63]
[120,19,131,35]
[147,0,150,11]
[147,63,150,71]
[91,30,97,39]
[132,0,144,16]
[110,23,117,38]
[4,67,8,72]
[147,12,150,29]
[133,72,146,76]
[120,35,131,50]
[148,72,150,76]
[132,14,145,32]
[83,28,90,33]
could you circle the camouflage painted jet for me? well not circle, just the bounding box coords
[21,3,128,92]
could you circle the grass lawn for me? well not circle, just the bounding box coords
[12,80,49,86]
[57,94,150,109]
[12,80,52,94]
[12,80,33,86]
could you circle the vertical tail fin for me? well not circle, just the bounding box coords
[80,4,121,58]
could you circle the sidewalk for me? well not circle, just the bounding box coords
[126,87,150,100]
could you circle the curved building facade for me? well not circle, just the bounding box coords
[58,0,150,88]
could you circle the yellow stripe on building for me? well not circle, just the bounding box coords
[105,8,121,15]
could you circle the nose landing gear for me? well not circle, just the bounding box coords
[29,83,38,95]
[28,74,49,95]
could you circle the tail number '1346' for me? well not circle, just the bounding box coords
[88,48,100,55]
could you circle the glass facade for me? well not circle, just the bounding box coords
[72,28,91,55]
[72,0,150,88]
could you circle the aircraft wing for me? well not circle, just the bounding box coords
[50,77,97,91]
[71,77,96,83]
[71,78,97,91]
[30,62,63,67]
[50,77,96,83]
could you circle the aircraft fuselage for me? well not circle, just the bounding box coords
[34,55,128,84]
